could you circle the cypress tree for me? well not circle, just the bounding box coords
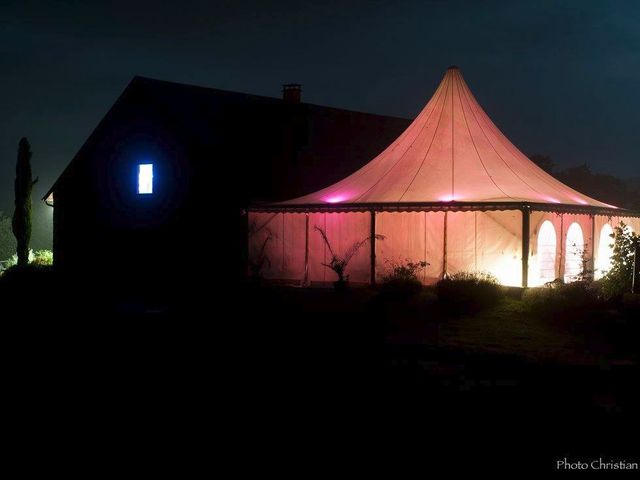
[12,138,38,267]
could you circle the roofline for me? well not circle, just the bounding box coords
[248,201,640,217]
[120,76,411,121]
[42,76,141,201]
[42,75,411,202]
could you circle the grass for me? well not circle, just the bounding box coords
[239,282,639,367]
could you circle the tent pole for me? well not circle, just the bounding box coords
[558,213,565,281]
[442,211,448,279]
[633,243,639,294]
[370,210,376,285]
[303,213,309,286]
[521,207,530,288]
[590,214,595,281]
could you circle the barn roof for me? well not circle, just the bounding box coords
[44,76,410,203]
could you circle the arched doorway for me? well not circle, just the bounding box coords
[564,223,584,283]
[595,224,614,280]
[537,220,557,285]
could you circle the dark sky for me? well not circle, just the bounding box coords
[1,0,639,228]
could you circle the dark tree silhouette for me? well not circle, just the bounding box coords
[12,138,38,266]
[529,154,640,210]
[529,154,555,174]
[557,164,640,211]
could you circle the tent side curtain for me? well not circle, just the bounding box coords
[248,212,306,283]
[375,210,522,286]
[375,211,445,284]
[308,212,371,283]
[248,210,640,287]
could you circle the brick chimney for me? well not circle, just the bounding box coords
[282,84,302,104]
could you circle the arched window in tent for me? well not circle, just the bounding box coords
[564,223,584,283]
[536,220,557,285]
[595,224,614,280]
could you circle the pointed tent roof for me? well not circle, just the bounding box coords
[281,66,614,209]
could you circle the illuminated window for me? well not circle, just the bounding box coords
[138,164,153,194]
[537,220,556,284]
[595,224,614,280]
[564,223,584,283]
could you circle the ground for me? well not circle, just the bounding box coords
[2,273,638,473]
[235,285,639,472]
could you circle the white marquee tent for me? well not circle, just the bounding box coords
[249,67,639,287]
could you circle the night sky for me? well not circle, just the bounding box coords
[1,0,639,246]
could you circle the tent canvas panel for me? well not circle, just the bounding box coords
[445,211,477,275]
[308,212,371,284]
[476,210,522,286]
[375,211,425,281]
[375,211,446,285]
[247,212,306,282]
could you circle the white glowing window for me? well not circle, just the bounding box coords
[537,220,557,285]
[595,224,614,280]
[564,223,584,283]
[138,164,153,194]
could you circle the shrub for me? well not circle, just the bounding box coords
[314,225,384,285]
[436,271,502,314]
[379,259,428,298]
[4,249,34,268]
[522,280,604,316]
[382,259,428,283]
[2,249,52,268]
[32,249,53,266]
[601,222,639,299]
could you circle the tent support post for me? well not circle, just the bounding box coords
[442,211,448,279]
[370,210,376,285]
[589,214,596,282]
[633,243,640,294]
[558,214,565,280]
[521,207,530,288]
[303,213,309,286]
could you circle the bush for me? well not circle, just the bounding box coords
[379,259,428,298]
[32,250,53,266]
[522,280,604,316]
[4,249,34,268]
[436,271,502,314]
[600,223,639,299]
[2,249,52,268]
[314,225,384,285]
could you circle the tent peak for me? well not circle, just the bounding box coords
[447,65,460,70]
[279,67,613,209]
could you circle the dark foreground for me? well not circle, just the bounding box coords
[2,271,639,474]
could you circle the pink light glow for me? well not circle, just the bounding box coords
[439,195,454,202]
[543,196,561,203]
[572,197,588,205]
[325,195,347,204]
